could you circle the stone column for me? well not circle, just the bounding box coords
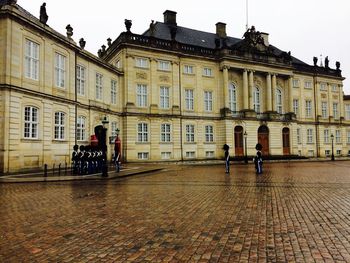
[223,66,229,110]
[339,86,344,119]
[271,74,277,111]
[248,70,254,109]
[172,61,180,114]
[243,69,249,109]
[150,59,158,113]
[288,77,293,113]
[266,73,272,111]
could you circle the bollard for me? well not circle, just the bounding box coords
[58,163,61,176]
[44,164,48,177]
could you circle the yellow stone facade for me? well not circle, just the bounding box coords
[0,3,349,173]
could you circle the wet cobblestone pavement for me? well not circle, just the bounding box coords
[1,161,350,262]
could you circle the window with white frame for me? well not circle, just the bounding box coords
[184,65,194,74]
[347,131,350,144]
[204,91,213,111]
[55,53,66,88]
[206,151,215,158]
[185,151,195,158]
[138,152,149,159]
[304,81,312,89]
[297,128,301,144]
[24,106,38,139]
[185,124,195,142]
[308,150,314,157]
[321,102,328,119]
[325,150,330,157]
[95,73,103,100]
[320,83,327,90]
[324,129,329,143]
[307,129,313,143]
[293,79,300,88]
[77,116,86,141]
[229,83,237,112]
[160,123,171,142]
[160,86,170,109]
[253,87,261,113]
[161,152,171,159]
[136,84,147,107]
[158,60,170,71]
[111,121,118,136]
[332,84,337,92]
[346,105,350,120]
[333,103,339,119]
[76,65,86,96]
[305,100,312,118]
[293,99,299,117]
[336,149,342,156]
[335,130,341,143]
[25,39,39,80]
[205,125,214,142]
[135,57,148,68]
[137,123,148,142]
[203,67,213,77]
[111,80,117,104]
[54,111,65,140]
[276,88,283,114]
[185,89,194,110]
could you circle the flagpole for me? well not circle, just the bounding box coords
[246,0,249,30]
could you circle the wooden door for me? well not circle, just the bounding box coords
[282,127,290,155]
[258,126,269,156]
[234,126,244,156]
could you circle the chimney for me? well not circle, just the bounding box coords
[260,32,269,46]
[163,10,177,26]
[216,22,226,38]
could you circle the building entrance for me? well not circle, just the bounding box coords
[258,125,269,156]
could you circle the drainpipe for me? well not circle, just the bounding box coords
[74,52,78,146]
[178,58,183,161]
[313,70,320,157]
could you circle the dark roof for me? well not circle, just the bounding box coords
[143,22,308,66]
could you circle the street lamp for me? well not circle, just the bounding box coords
[330,133,335,161]
[101,116,109,176]
[244,131,248,164]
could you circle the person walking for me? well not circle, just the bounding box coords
[223,144,230,173]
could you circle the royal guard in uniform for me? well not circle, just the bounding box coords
[114,134,122,172]
[78,145,85,174]
[223,144,230,173]
[254,143,263,174]
[71,144,79,174]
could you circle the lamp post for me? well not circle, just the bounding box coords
[244,131,248,164]
[101,116,109,176]
[330,133,335,161]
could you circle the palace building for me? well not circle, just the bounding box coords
[0,1,349,173]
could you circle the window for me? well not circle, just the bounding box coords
[54,112,65,140]
[137,123,148,142]
[320,83,327,90]
[307,129,313,143]
[161,124,171,142]
[336,150,342,156]
[185,124,195,142]
[304,81,312,89]
[205,125,214,142]
[325,150,330,157]
[348,131,350,144]
[25,39,39,80]
[111,121,118,136]
[308,150,314,157]
[77,116,86,141]
[55,53,66,88]
[293,99,299,117]
[346,105,350,120]
[333,103,339,119]
[161,152,171,159]
[293,79,300,88]
[297,128,301,144]
[136,57,148,68]
[95,73,103,100]
[203,67,212,77]
[138,152,149,159]
[158,60,170,71]
[111,80,117,104]
[136,84,147,107]
[204,91,213,111]
[185,89,194,110]
[276,88,283,114]
[206,151,215,158]
[24,106,38,139]
[305,100,312,118]
[332,85,337,92]
[160,86,170,109]
[115,60,121,68]
[229,84,237,112]
[253,87,261,113]
[321,102,328,119]
[335,130,341,143]
[185,151,195,158]
[324,129,329,143]
[76,65,86,96]
[184,65,194,74]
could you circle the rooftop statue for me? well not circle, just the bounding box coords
[39,2,48,24]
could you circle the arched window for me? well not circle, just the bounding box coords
[276,88,283,114]
[77,116,86,141]
[228,83,237,111]
[253,87,261,113]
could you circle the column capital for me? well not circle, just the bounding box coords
[222,65,230,70]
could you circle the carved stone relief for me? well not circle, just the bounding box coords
[136,72,147,80]
[159,75,170,82]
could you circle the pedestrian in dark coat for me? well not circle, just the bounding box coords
[223,144,230,173]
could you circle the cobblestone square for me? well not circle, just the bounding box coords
[1,161,350,262]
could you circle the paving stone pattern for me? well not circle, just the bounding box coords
[1,161,350,262]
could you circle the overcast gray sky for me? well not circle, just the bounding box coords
[20,0,350,93]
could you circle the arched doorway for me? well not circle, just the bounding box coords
[258,125,269,156]
[282,127,290,155]
[234,126,244,156]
